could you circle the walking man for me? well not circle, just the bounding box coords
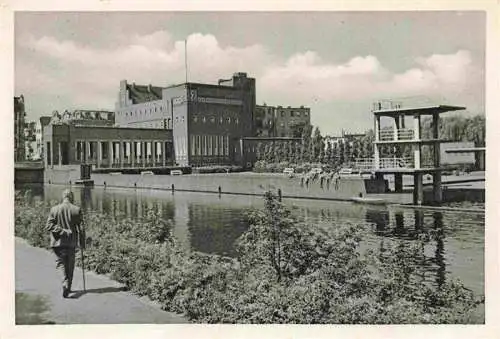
[45,189,85,298]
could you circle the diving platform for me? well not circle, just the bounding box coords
[371,99,466,205]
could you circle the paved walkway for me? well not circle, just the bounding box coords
[15,237,188,324]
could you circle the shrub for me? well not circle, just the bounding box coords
[15,190,484,324]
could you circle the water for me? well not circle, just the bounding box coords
[18,184,484,296]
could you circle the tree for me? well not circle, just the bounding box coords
[337,140,345,166]
[256,142,264,161]
[312,127,324,163]
[323,141,332,165]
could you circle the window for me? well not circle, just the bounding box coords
[290,111,294,117]
[304,112,309,117]
[202,135,207,156]
[220,117,223,124]
[208,135,212,156]
[210,117,215,123]
[227,117,231,124]
[225,136,229,156]
[191,135,196,156]
[281,111,285,117]
[219,135,224,156]
[296,111,301,117]
[193,116,198,123]
[235,118,239,125]
[196,135,201,156]
[203,117,206,123]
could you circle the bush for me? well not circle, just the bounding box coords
[15,190,484,324]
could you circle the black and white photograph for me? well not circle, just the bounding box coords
[3,1,499,338]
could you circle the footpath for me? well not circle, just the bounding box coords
[15,237,188,324]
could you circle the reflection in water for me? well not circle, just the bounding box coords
[433,211,446,289]
[365,208,449,290]
[20,185,484,296]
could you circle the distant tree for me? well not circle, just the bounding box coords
[312,127,324,163]
[332,142,340,166]
[337,140,345,166]
[323,141,332,165]
[256,142,264,161]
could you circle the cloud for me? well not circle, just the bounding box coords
[16,31,484,134]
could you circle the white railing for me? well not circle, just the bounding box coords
[352,157,414,170]
[379,129,414,141]
[372,100,403,111]
[379,157,413,169]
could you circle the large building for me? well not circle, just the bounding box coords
[254,104,310,137]
[116,72,256,167]
[43,72,302,170]
[14,95,26,162]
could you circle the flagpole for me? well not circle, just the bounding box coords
[185,39,188,83]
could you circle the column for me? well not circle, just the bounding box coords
[50,142,54,167]
[413,173,424,205]
[131,141,136,167]
[57,142,62,166]
[141,141,146,167]
[152,141,157,166]
[374,115,380,169]
[433,171,442,203]
[393,116,399,141]
[162,142,166,167]
[413,114,421,169]
[108,141,114,168]
[96,141,102,168]
[79,141,84,164]
[394,173,403,193]
[119,141,125,168]
[85,141,90,163]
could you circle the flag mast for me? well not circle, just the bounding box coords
[185,39,188,84]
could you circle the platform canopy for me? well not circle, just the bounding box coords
[372,104,465,117]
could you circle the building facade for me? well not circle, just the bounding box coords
[14,95,26,162]
[34,116,52,160]
[254,104,311,137]
[115,72,256,167]
[24,121,37,160]
[43,123,173,169]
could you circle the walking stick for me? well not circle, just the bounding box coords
[80,225,86,292]
[81,246,86,292]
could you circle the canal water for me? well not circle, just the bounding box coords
[19,184,484,296]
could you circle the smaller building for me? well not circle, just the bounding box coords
[34,116,52,160]
[254,104,310,137]
[24,121,37,160]
[43,123,174,169]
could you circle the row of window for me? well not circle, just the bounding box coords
[257,109,310,119]
[192,116,239,125]
[75,141,167,160]
[119,105,165,118]
[190,135,230,157]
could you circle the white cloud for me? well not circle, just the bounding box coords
[16,31,484,134]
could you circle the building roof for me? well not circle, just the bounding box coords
[372,104,465,116]
[127,84,164,104]
[445,147,486,153]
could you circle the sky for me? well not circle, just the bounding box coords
[14,11,485,135]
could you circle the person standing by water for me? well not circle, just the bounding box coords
[45,189,85,298]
